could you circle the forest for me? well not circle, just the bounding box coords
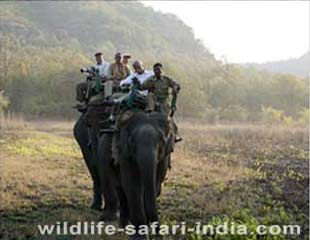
[0,1,308,124]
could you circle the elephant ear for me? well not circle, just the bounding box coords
[149,112,170,146]
[85,105,109,128]
[118,111,169,158]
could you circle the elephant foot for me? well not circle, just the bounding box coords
[150,235,163,240]
[90,202,102,211]
[87,141,92,151]
[100,209,118,222]
[90,196,102,211]
[129,235,147,240]
[119,218,129,228]
[156,185,161,197]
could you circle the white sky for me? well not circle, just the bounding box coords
[141,1,309,63]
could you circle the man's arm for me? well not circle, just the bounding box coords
[124,65,131,78]
[167,76,180,94]
[120,73,134,86]
[102,63,110,78]
[107,64,114,80]
[140,76,153,91]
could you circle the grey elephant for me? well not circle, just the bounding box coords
[98,111,173,239]
[73,104,115,213]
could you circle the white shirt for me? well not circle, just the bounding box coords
[94,62,110,77]
[120,70,154,86]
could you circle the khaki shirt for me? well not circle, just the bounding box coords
[142,75,180,102]
[108,62,131,83]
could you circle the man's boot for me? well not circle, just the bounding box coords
[171,118,182,143]
[175,134,183,143]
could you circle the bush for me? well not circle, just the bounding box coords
[261,106,284,125]
[0,90,9,114]
[219,105,248,123]
[297,108,309,126]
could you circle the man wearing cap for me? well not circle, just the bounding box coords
[122,53,132,69]
[108,52,131,86]
[76,52,110,103]
[93,52,110,78]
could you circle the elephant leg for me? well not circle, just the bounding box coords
[88,127,103,210]
[156,155,170,197]
[120,159,147,238]
[73,115,102,210]
[97,134,119,221]
[116,186,129,228]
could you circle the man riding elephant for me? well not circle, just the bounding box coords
[141,62,182,142]
[108,52,131,86]
[75,52,110,108]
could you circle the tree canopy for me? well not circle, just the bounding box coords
[0,1,308,122]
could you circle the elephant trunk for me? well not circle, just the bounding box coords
[136,138,159,224]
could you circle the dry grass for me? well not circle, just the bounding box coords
[0,120,309,239]
[0,112,28,130]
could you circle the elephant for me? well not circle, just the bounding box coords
[98,111,173,239]
[97,133,121,221]
[73,103,114,212]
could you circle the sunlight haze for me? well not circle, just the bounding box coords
[141,1,309,63]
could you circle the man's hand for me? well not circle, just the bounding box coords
[132,77,139,85]
[172,85,181,95]
[100,76,108,82]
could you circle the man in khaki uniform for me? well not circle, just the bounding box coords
[142,63,180,116]
[108,52,131,87]
[142,63,181,142]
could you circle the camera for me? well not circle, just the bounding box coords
[80,67,93,73]
[80,67,92,73]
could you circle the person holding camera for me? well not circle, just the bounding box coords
[76,52,110,104]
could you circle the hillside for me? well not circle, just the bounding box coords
[246,52,310,77]
[0,1,214,62]
[0,1,308,121]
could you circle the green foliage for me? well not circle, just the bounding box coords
[260,106,309,126]
[0,90,9,113]
[261,106,284,124]
[186,208,294,240]
[0,2,308,120]
[297,108,309,126]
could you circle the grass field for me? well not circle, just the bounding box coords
[0,119,309,240]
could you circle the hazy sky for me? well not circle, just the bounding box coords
[141,1,309,63]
